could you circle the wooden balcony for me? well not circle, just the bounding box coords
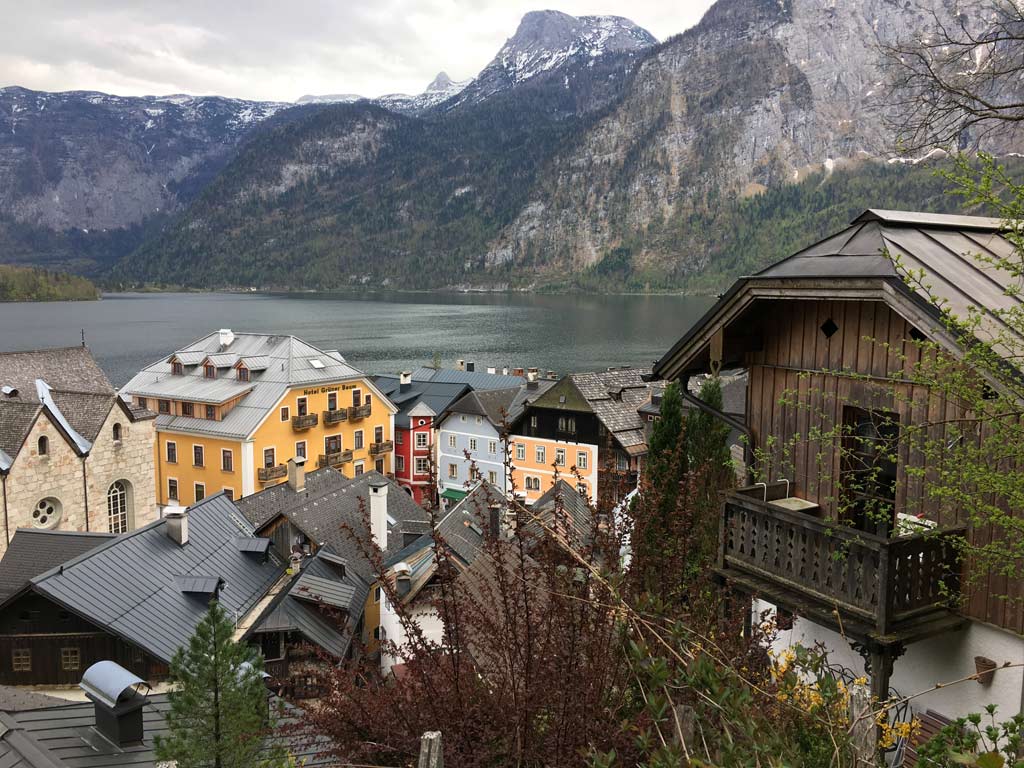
[292,413,319,430]
[323,408,348,425]
[318,450,354,468]
[718,482,964,644]
[369,440,394,456]
[347,403,372,420]
[258,464,287,482]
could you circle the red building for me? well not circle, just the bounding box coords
[372,373,470,507]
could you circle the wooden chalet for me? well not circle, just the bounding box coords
[654,209,1024,703]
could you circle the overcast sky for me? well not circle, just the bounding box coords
[0,1,716,102]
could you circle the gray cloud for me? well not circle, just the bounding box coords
[0,0,715,101]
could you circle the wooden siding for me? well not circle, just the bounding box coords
[743,299,1023,634]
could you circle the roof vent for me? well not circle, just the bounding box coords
[309,358,325,369]
[1,386,18,398]
[165,507,188,546]
[80,661,151,747]
[487,367,496,375]
[394,561,412,597]
[218,329,235,349]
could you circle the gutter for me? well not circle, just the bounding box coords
[81,457,89,532]
[1,473,8,545]
[679,382,754,485]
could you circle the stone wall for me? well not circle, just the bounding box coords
[0,404,157,556]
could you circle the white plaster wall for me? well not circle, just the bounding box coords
[380,597,445,673]
[755,599,1024,721]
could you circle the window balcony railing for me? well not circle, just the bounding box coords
[347,404,372,420]
[292,413,319,430]
[258,464,288,482]
[718,482,964,640]
[369,440,394,456]
[323,408,348,425]
[318,450,354,468]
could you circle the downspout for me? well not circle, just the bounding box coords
[678,378,755,485]
[1,473,8,545]
[81,456,90,531]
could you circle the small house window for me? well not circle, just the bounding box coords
[37,435,48,456]
[295,441,306,459]
[263,448,276,468]
[448,464,458,479]
[397,455,405,472]
[60,647,80,671]
[374,426,384,443]
[516,443,525,461]
[488,470,497,485]
[354,462,364,476]
[448,434,456,448]
[12,648,31,672]
[536,446,546,464]
[416,457,429,475]
[112,423,123,442]
[182,401,194,417]
[530,415,538,429]
[364,394,371,406]
[352,389,362,408]
[416,432,429,449]
[168,478,178,501]
[328,392,338,411]
[375,458,385,474]
[221,449,233,472]
[172,362,184,375]
[194,483,205,502]
[238,367,250,382]
[205,405,216,420]
[577,451,588,470]
[158,399,170,415]
[107,480,130,534]
[204,364,216,379]
[469,438,477,451]
[137,397,148,410]
[396,432,404,445]
[223,488,234,501]
[166,441,177,463]
[354,431,364,450]
[297,397,308,417]
[280,406,289,422]
[555,448,566,466]
[193,445,204,467]
[488,440,497,454]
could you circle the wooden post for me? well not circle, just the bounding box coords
[418,731,443,768]
[847,682,878,767]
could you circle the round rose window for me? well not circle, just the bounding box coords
[32,498,62,529]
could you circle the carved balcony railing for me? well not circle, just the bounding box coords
[292,413,319,430]
[323,408,348,425]
[369,440,394,456]
[258,464,288,482]
[347,403,372,420]
[318,450,354,468]
[718,482,964,640]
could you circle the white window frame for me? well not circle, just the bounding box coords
[488,470,497,485]
[192,444,205,468]
[577,451,588,470]
[468,438,477,451]
[168,477,179,501]
[448,463,458,479]
[535,445,546,464]
[555,448,566,466]
[263,447,276,468]
[396,455,405,472]
[488,440,497,454]
[166,440,177,463]
[221,448,234,473]
[415,432,429,449]
[296,396,308,417]
[516,443,525,461]
[448,434,457,448]
[295,441,307,459]
[194,482,206,503]
[354,461,365,476]
[354,430,364,450]
[415,457,430,475]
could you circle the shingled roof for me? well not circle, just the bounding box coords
[13,494,286,664]
[0,347,135,468]
[372,376,470,429]
[235,468,431,582]
[0,529,115,602]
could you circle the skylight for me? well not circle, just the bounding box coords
[309,358,325,369]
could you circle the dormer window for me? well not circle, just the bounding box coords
[204,364,216,379]
[238,367,250,382]
[172,361,184,376]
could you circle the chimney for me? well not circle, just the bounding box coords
[527,379,538,391]
[394,562,412,598]
[487,501,502,540]
[165,508,188,546]
[466,361,475,373]
[369,479,389,550]
[512,367,524,377]
[218,328,235,349]
[287,457,306,492]
[502,367,509,376]
[547,370,556,380]
[486,366,496,375]
[400,371,413,392]
[526,369,538,383]
[80,661,151,747]
[456,359,465,371]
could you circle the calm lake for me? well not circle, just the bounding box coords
[0,291,715,386]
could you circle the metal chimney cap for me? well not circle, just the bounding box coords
[80,661,150,708]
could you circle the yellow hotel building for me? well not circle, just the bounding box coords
[121,330,396,506]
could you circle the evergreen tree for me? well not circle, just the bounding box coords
[686,377,733,482]
[155,600,285,768]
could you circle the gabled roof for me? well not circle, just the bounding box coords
[0,347,125,466]
[410,367,528,390]
[444,388,520,429]
[526,480,596,548]
[655,209,1024,380]
[0,529,115,603]
[235,469,431,581]
[121,332,394,440]
[371,377,471,429]
[0,692,336,767]
[19,494,286,664]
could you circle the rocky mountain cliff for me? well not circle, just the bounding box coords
[2,1,1014,290]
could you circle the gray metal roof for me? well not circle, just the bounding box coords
[0,693,336,767]
[411,367,528,390]
[0,530,116,603]
[235,468,430,581]
[175,575,223,595]
[121,332,391,440]
[79,661,148,708]
[372,377,471,429]
[27,494,286,664]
